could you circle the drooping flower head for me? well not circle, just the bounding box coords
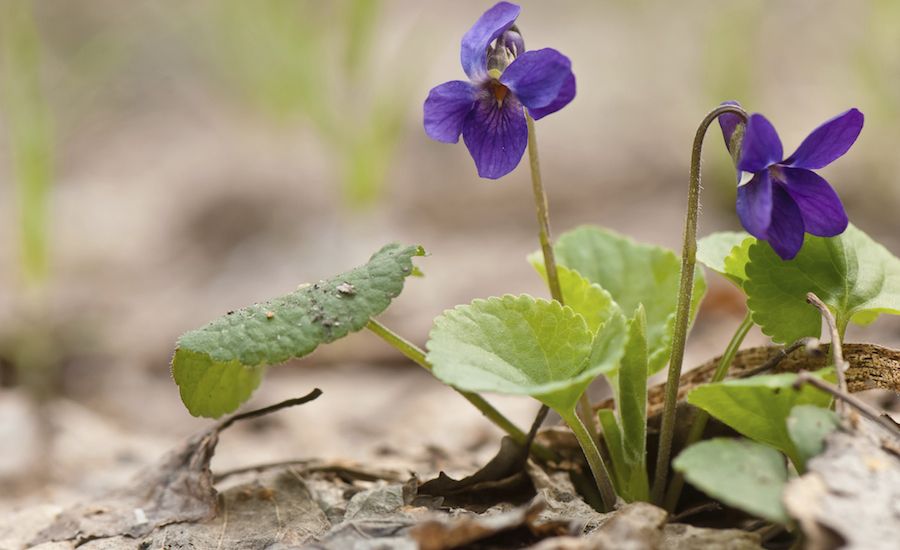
[424,2,576,179]
[719,102,864,260]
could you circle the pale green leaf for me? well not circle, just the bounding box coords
[536,226,706,373]
[674,438,789,523]
[597,408,628,496]
[426,294,627,413]
[616,306,650,501]
[787,404,840,469]
[697,231,753,285]
[529,262,620,334]
[173,243,424,417]
[687,370,833,467]
[745,224,900,343]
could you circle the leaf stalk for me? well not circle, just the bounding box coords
[365,318,557,462]
[663,310,753,511]
[651,104,749,505]
[526,111,600,444]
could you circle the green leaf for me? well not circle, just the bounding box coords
[673,438,789,523]
[745,224,900,344]
[687,370,833,467]
[597,408,628,495]
[531,262,620,334]
[173,243,424,417]
[787,405,840,470]
[615,307,650,501]
[697,231,753,285]
[534,226,706,373]
[426,294,627,413]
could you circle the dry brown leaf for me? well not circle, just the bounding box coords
[31,390,321,546]
[784,418,900,550]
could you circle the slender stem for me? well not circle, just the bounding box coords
[526,112,600,444]
[561,408,619,511]
[739,336,821,379]
[806,292,849,414]
[650,104,749,505]
[525,113,563,304]
[365,319,556,462]
[663,311,753,511]
[220,389,323,431]
[526,112,601,444]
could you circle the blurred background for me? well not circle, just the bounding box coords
[1,0,898,518]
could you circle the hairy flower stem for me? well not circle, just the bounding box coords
[561,408,619,511]
[365,319,556,462]
[663,311,753,511]
[525,112,599,442]
[650,104,749,505]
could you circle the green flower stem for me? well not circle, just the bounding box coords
[525,112,564,304]
[663,310,753,511]
[650,104,749,505]
[560,407,619,511]
[525,112,600,442]
[365,318,556,462]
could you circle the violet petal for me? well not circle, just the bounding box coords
[718,100,743,154]
[779,167,848,237]
[424,80,477,143]
[738,114,784,173]
[766,183,806,260]
[499,48,572,111]
[736,171,774,240]
[527,71,576,120]
[462,92,528,179]
[784,108,864,170]
[460,2,520,81]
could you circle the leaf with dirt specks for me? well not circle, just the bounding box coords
[173,243,423,417]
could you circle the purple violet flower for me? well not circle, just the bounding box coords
[423,2,576,179]
[719,102,864,260]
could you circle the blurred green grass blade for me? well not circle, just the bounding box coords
[1,0,54,286]
[344,0,380,78]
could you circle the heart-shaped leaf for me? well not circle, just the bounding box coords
[173,243,425,417]
[533,226,706,373]
[697,231,753,285]
[427,294,627,413]
[687,370,833,467]
[673,438,789,523]
[745,224,900,343]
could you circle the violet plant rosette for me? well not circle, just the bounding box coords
[423,1,576,179]
[719,103,864,259]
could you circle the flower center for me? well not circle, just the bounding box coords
[489,79,509,107]
[768,164,786,183]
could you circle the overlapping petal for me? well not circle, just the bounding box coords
[779,167,848,237]
[460,1,520,80]
[499,48,572,111]
[736,171,773,240]
[424,80,476,143]
[717,100,743,154]
[738,114,783,173]
[783,108,864,170]
[462,92,528,179]
[766,184,805,259]
[528,72,576,120]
